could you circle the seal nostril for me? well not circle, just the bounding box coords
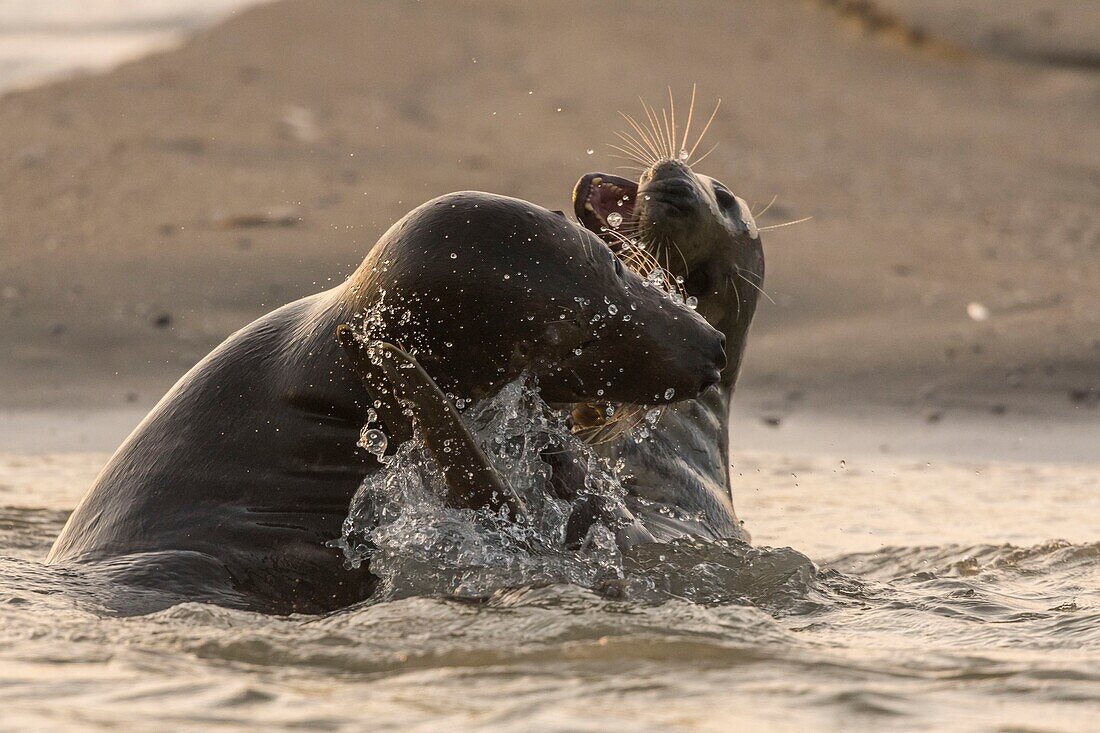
[642,179,699,216]
[701,368,722,391]
[712,335,726,363]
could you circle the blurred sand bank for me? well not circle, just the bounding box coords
[0,0,1096,442]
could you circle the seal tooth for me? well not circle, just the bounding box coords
[584,202,595,212]
[592,177,602,185]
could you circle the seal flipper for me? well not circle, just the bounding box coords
[336,324,414,446]
[337,327,525,518]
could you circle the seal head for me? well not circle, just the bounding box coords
[574,160,763,373]
[345,191,727,405]
[572,153,766,542]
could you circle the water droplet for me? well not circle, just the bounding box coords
[686,295,698,309]
[450,252,458,259]
[679,149,690,161]
[606,211,623,228]
[573,348,583,356]
[586,148,594,155]
[358,427,388,458]
[664,388,675,400]
[607,303,618,315]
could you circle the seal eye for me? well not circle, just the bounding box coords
[714,188,735,210]
[684,267,711,296]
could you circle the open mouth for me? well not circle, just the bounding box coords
[572,173,639,246]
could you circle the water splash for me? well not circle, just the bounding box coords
[331,376,639,602]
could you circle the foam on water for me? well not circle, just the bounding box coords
[331,376,636,601]
[328,374,824,611]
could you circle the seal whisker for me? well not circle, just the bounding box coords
[607,149,649,168]
[609,139,652,166]
[668,86,678,159]
[734,267,764,283]
[619,111,664,162]
[666,233,691,276]
[691,141,720,167]
[617,111,659,160]
[639,98,669,159]
[757,216,813,231]
[573,402,655,445]
[735,268,776,305]
[753,194,779,218]
[612,131,656,165]
[680,83,698,154]
[613,125,652,151]
[659,238,671,274]
[726,274,744,321]
[635,107,669,161]
[608,139,652,166]
[661,107,675,161]
[638,98,660,157]
[688,98,721,160]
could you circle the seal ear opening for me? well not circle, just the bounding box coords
[336,325,525,519]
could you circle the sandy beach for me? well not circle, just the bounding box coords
[1,0,1096,429]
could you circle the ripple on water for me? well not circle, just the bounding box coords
[0,392,1097,730]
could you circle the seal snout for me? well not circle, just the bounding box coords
[682,327,726,397]
[703,331,727,388]
[639,160,702,218]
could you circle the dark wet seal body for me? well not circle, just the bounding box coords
[573,158,765,542]
[47,191,725,614]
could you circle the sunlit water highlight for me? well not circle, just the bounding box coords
[0,385,1097,732]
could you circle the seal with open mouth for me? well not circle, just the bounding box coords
[569,94,765,542]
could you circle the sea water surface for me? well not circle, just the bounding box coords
[0,385,1097,732]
